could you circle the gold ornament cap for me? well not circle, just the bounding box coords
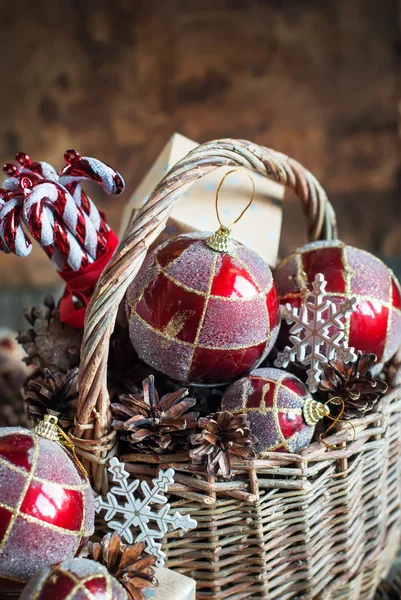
[303,397,330,426]
[206,226,234,254]
[34,414,60,442]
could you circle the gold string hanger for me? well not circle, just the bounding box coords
[206,168,256,253]
[34,414,88,478]
[318,396,356,449]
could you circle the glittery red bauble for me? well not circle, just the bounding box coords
[221,367,323,453]
[0,427,95,592]
[274,240,401,364]
[20,558,126,599]
[126,232,280,385]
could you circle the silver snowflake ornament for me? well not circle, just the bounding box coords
[274,272,358,393]
[94,457,197,567]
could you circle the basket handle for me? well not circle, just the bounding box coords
[73,138,337,492]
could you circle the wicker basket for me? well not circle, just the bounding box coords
[70,139,401,600]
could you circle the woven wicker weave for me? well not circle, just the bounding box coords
[71,139,401,600]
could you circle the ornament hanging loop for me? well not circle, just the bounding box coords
[207,169,256,254]
[318,396,356,449]
[215,168,256,229]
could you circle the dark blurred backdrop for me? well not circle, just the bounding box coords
[0,0,400,327]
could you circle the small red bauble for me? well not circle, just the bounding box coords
[20,558,126,599]
[126,232,280,385]
[274,240,401,364]
[221,367,328,453]
[0,426,95,592]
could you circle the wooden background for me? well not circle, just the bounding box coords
[0,0,400,315]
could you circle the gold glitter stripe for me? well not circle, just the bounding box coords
[295,250,308,297]
[272,372,291,450]
[157,262,205,297]
[235,406,303,415]
[248,375,309,402]
[341,244,353,345]
[156,251,271,302]
[240,378,248,411]
[49,568,104,600]
[133,261,162,307]
[64,573,102,600]
[280,291,401,314]
[130,305,270,350]
[31,567,81,600]
[0,500,91,537]
[0,456,89,491]
[0,572,26,583]
[230,406,303,451]
[186,254,218,380]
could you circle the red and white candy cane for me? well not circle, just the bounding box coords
[2,153,58,191]
[0,149,124,273]
[59,149,124,196]
[0,190,31,257]
[21,178,102,271]
[16,152,58,181]
[0,149,123,326]
[59,149,124,234]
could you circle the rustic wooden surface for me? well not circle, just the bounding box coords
[0,0,400,292]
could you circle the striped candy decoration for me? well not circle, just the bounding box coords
[0,190,31,257]
[0,150,124,272]
[59,149,124,236]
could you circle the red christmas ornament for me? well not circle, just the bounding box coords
[0,419,95,593]
[221,367,329,453]
[20,558,126,599]
[126,231,280,385]
[274,240,401,365]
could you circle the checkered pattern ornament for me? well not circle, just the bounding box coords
[274,241,401,366]
[221,367,329,453]
[126,231,280,385]
[20,558,126,600]
[0,420,95,593]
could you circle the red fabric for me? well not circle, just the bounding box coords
[58,229,119,328]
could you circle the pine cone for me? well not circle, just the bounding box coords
[17,295,82,373]
[189,411,256,477]
[319,352,388,419]
[25,368,78,429]
[112,375,199,454]
[88,532,158,600]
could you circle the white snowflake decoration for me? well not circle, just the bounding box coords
[274,272,358,393]
[94,457,197,567]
